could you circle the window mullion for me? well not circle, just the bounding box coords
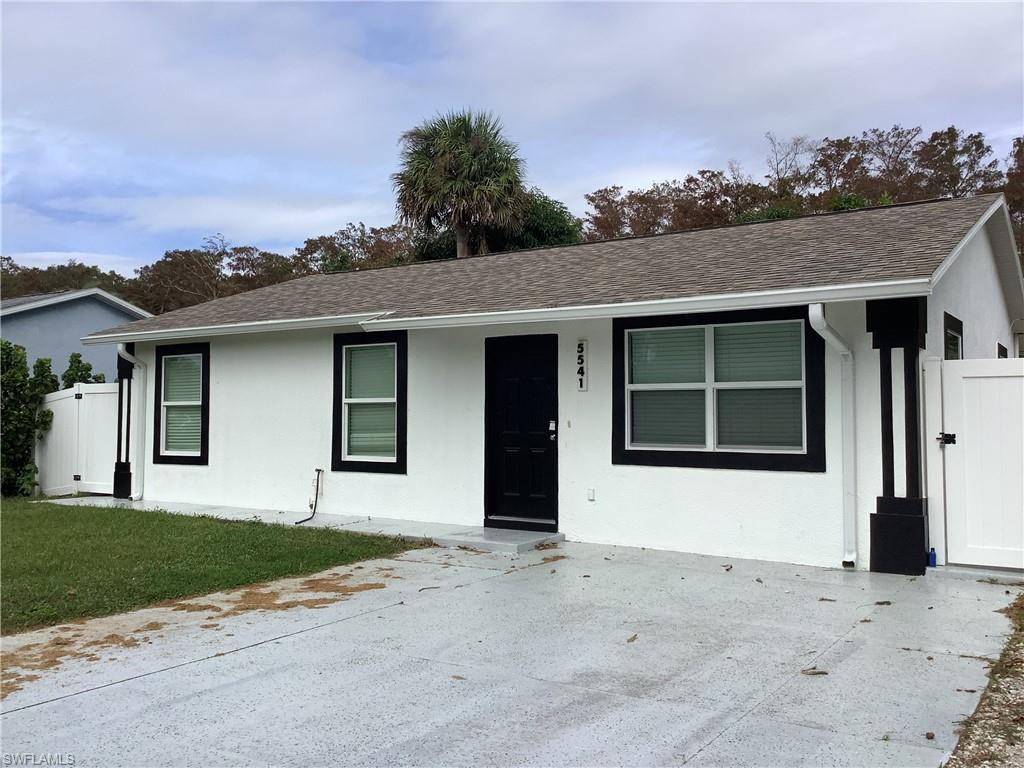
[626,382,706,391]
[705,325,714,450]
[713,380,803,390]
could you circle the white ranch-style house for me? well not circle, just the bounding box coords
[85,194,1024,575]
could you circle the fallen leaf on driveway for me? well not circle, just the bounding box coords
[875,600,892,606]
[818,597,836,602]
[722,564,733,572]
[860,618,872,623]
[800,666,828,676]
[451,675,466,681]
[627,634,638,643]
[418,586,440,592]
[925,732,935,740]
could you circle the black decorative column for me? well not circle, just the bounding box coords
[865,298,927,575]
[113,343,135,499]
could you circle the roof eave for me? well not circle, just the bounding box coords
[1,288,152,319]
[81,312,384,345]
[363,278,933,330]
[84,279,932,342]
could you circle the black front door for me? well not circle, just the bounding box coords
[484,334,558,532]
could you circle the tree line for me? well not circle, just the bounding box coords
[583,126,1020,240]
[2,120,1020,316]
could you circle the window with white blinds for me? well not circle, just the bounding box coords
[343,343,397,461]
[626,320,805,452]
[161,354,203,455]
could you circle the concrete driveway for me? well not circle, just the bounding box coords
[1,541,1017,767]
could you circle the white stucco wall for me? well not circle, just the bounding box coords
[125,211,1023,571]
[927,223,1016,360]
[134,303,892,569]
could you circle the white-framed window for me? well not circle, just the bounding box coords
[625,320,806,453]
[160,353,204,456]
[341,343,397,462]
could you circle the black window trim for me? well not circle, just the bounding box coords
[997,343,1008,359]
[153,342,210,466]
[943,312,964,360]
[612,306,825,472]
[332,330,408,474]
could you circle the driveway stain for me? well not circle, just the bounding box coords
[1,567,388,700]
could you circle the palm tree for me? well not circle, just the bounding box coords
[393,111,526,258]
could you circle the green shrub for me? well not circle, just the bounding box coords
[0,342,58,496]
[61,352,105,388]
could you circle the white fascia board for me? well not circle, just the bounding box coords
[360,278,932,330]
[989,201,1024,318]
[1,288,152,319]
[929,196,1006,286]
[92,289,154,319]
[81,312,384,345]
[930,196,1024,320]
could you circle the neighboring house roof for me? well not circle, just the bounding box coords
[84,194,1022,344]
[2,288,152,320]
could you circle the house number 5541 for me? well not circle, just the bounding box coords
[576,340,588,391]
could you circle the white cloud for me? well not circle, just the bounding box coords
[1,3,420,160]
[46,194,394,243]
[5,250,141,276]
[1,1,1020,265]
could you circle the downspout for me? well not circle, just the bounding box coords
[117,343,146,501]
[808,304,858,568]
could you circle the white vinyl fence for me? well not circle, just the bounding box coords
[925,357,1024,570]
[36,382,119,496]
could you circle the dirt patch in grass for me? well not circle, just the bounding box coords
[0,563,398,701]
[946,590,1024,768]
[0,498,427,634]
[134,621,167,633]
[169,602,223,614]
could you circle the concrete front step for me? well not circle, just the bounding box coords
[432,528,565,554]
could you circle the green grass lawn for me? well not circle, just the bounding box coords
[0,498,426,635]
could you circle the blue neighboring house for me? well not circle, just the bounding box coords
[1,288,152,380]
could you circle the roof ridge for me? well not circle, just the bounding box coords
[320,193,1003,278]
[81,192,1003,341]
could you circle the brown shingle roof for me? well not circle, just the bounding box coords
[87,194,1002,340]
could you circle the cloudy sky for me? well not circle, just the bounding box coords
[2,2,1022,275]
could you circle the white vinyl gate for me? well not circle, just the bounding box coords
[36,382,119,496]
[927,358,1024,570]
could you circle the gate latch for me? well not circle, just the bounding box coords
[936,432,957,445]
